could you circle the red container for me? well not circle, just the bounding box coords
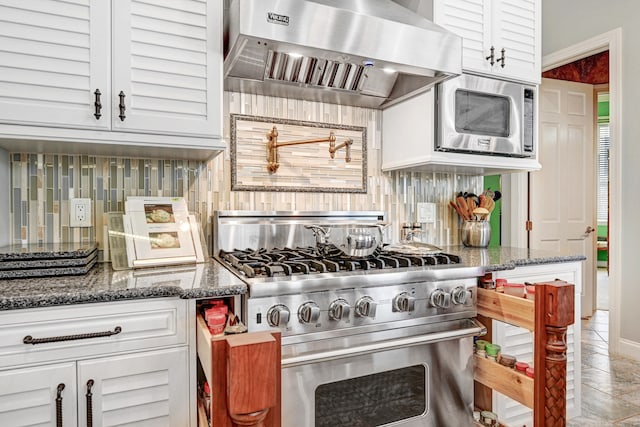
[515,361,529,373]
[207,311,227,336]
[525,367,535,378]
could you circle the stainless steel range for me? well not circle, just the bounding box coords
[213,211,486,427]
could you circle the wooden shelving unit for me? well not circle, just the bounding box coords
[474,282,575,426]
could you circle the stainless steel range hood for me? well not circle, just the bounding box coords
[224,0,462,109]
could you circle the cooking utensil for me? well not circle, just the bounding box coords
[305,223,388,257]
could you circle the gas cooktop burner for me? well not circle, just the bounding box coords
[219,247,461,279]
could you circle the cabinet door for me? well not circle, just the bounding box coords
[433,0,493,75]
[0,362,77,427]
[491,0,540,83]
[112,0,222,138]
[77,347,189,427]
[0,0,110,130]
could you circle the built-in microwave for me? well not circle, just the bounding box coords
[435,73,536,158]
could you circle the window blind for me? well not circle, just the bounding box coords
[597,123,610,225]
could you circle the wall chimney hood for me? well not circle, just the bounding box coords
[223,0,462,109]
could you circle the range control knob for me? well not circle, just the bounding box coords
[355,296,377,318]
[393,292,416,312]
[451,286,469,305]
[328,299,351,321]
[298,302,321,324]
[430,289,451,309]
[266,304,290,327]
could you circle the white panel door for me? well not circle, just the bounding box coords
[492,0,540,83]
[531,78,596,316]
[112,0,222,138]
[433,0,493,75]
[77,347,189,427]
[0,362,77,427]
[0,0,110,129]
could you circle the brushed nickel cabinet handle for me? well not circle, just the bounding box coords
[118,91,126,121]
[86,379,95,427]
[93,89,102,119]
[56,383,65,427]
[23,326,122,345]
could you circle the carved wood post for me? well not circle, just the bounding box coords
[534,281,574,427]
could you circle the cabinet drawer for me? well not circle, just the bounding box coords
[196,313,281,427]
[0,299,188,368]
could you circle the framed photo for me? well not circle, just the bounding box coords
[122,197,204,268]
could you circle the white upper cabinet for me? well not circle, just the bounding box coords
[112,0,222,137]
[0,0,110,130]
[434,0,540,84]
[0,0,224,159]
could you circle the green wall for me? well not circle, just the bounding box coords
[484,175,501,247]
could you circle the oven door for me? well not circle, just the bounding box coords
[280,319,485,427]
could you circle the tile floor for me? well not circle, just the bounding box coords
[567,309,640,426]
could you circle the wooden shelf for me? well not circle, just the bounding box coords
[197,397,209,427]
[475,281,575,426]
[477,288,534,331]
[474,355,533,408]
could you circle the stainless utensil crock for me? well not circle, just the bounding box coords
[460,220,491,248]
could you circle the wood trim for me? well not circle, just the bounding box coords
[533,281,575,426]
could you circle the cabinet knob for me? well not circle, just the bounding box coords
[56,383,65,427]
[485,46,495,66]
[93,89,102,120]
[86,379,95,427]
[496,48,506,68]
[118,91,126,121]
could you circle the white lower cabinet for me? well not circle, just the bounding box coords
[0,362,78,426]
[0,299,191,427]
[77,348,189,427]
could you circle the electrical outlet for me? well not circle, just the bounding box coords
[70,198,92,227]
[417,202,436,223]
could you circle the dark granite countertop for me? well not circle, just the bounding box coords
[0,259,246,311]
[442,245,586,271]
[0,246,584,311]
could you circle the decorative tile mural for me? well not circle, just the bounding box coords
[9,92,483,253]
[231,114,367,193]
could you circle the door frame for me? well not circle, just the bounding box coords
[502,28,622,353]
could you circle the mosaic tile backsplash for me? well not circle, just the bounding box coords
[9,92,483,253]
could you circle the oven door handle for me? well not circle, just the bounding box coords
[282,318,487,367]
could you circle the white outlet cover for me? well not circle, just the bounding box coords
[417,202,436,223]
[70,198,92,227]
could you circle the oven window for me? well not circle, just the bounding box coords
[454,89,511,137]
[315,365,426,427]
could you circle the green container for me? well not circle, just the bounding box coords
[485,343,501,356]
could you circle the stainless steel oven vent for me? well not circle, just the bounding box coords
[224,0,462,109]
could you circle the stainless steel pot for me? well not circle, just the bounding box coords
[305,224,387,257]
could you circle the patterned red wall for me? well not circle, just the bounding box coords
[542,51,609,84]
